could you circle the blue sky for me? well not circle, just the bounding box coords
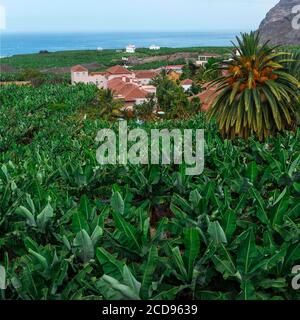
[0,0,279,33]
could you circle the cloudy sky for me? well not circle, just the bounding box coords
[0,0,279,32]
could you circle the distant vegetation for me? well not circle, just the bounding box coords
[0,47,230,70]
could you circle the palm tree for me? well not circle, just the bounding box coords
[286,51,300,82]
[208,32,300,140]
[286,51,300,124]
[98,89,123,119]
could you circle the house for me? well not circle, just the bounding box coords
[195,53,221,67]
[155,65,185,73]
[149,45,160,50]
[71,65,108,88]
[181,79,193,92]
[108,78,149,108]
[71,64,158,108]
[134,70,158,85]
[164,65,185,73]
[71,65,157,88]
[126,44,136,53]
[140,85,156,95]
[106,65,133,81]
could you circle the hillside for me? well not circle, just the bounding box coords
[258,0,300,45]
[0,47,230,71]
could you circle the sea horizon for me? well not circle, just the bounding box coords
[0,31,246,57]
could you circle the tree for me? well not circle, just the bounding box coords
[153,73,191,119]
[286,51,300,82]
[134,94,156,120]
[98,89,124,119]
[208,32,300,140]
[181,62,198,80]
[286,51,300,125]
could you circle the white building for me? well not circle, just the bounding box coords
[71,65,108,89]
[149,45,160,51]
[181,79,193,92]
[126,44,136,54]
[195,53,221,67]
[71,65,157,89]
[71,65,159,108]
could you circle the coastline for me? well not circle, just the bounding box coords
[0,31,240,57]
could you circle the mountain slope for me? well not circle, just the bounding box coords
[258,0,300,45]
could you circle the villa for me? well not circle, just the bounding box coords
[108,78,149,108]
[126,44,136,53]
[71,64,158,108]
[158,65,185,73]
[195,53,221,67]
[134,70,159,85]
[71,65,108,89]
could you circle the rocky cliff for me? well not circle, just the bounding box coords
[258,0,300,45]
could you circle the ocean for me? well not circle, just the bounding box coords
[0,31,241,57]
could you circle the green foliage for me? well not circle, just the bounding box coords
[0,84,299,300]
[153,73,198,119]
[134,94,156,119]
[98,88,124,119]
[0,47,231,70]
[209,32,300,140]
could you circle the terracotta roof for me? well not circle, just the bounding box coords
[118,83,147,100]
[108,79,147,102]
[71,65,88,72]
[124,86,148,101]
[181,79,193,85]
[106,65,132,75]
[134,70,158,79]
[165,65,185,69]
[189,84,219,112]
[108,78,127,91]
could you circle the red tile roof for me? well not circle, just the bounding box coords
[165,65,185,69]
[71,65,88,72]
[108,78,127,91]
[134,70,158,79]
[124,86,148,101]
[181,79,193,85]
[108,79,148,102]
[106,65,132,75]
